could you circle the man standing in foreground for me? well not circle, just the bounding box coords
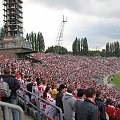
[0,68,20,120]
[74,88,86,120]
[62,85,76,120]
[56,83,67,113]
[95,90,106,120]
[76,88,99,120]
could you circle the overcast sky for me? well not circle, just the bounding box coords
[0,0,120,51]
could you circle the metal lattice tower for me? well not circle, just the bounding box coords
[55,15,67,53]
[3,0,23,38]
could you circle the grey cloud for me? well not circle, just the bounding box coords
[23,0,120,50]
[26,0,120,18]
[87,24,120,39]
[68,21,120,49]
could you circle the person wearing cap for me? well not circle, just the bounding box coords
[56,83,67,113]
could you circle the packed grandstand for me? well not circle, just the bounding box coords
[0,53,120,120]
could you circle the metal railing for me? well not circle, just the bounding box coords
[17,89,63,120]
[0,101,24,120]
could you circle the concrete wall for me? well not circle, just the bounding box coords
[0,48,32,58]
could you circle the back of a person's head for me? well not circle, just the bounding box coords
[24,75,28,79]
[43,86,51,99]
[106,99,113,106]
[96,90,101,98]
[36,77,40,82]
[27,78,31,82]
[85,88,96,98]
[4,68,10,75]
[58,84,67,92]
[37,80,41,86]
[67,85,74,93]
[117,104,120,108]
[77,88,85,97]
[45,86,51,93]
[42,79,47,85]
[47,81,51,87]
[53,83,59,89]
[11,69,15,75]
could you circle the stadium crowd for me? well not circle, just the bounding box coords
[0,53,120,120]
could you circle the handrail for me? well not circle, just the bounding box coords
[17,88,64,120]
[38,96,63,120]
[0,101,24,120]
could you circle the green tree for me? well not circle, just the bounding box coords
[114,41,120,57]
[111,43,115,56]
[106,42,110,57]
[105,41,120,57]
[30,32,34,50]
[34,33,37,51]
[45,46,54,53]
[82,37,88,55]
[109,43,113,56]
[72,39,75,55]
[26,33,30,42]
[72,37,79,55]
[88,50,101,56]
[80,38,84,55]
[72,37,89,56]
[45,46,68,54]
[101,49,106,57]
[25,32,45,52]
[38,32,45,52]
[78,38,81,55]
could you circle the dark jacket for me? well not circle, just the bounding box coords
[56,91,64,113]
[76,98,99,120]
[74,99,84,120]
[27,82,33,99]
[95,98,106,120]
[0,75,20,100]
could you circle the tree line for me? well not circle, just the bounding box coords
[26,32,45,52]
[0,27,120,57]
[72,37,88,56]
[105,41,120,57]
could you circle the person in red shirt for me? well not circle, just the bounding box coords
[115,104,120,120]
[105,99,116,120]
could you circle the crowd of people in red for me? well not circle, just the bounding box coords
[0,53,120,120]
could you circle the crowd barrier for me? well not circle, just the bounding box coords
[0,101,24,120]
[17,89,63,120]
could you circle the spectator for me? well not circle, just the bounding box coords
[26,78,33,103]
[41,86,53,120]
[95,90,106,120]
[62,85,76,120]
[74,89,86,120]
[0,53,120,120]
[105,99,116,120]
[56,84,67,113]
[0,68,20,120]
[76,88,99,120]
[51,83,59,99]
[115,104,120,120]
[42,86,53,102]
